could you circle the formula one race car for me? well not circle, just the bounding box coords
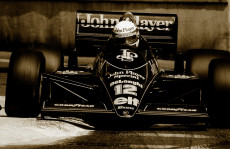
[5,11,230,127]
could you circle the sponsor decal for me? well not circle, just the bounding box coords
[57,70,80,75]
[156,107,197,112]
[165,75,197,79]
[115,32,136,38]
[118,106,135,110]
[122,110,129,116]
[116,49,138,62]
[114,26,135,34]
[54,103,95,108]
[78,14,119,28]
[78,13,175,31]
[110,80,143,88]
[108,70,145,80]
[114,97,139,107]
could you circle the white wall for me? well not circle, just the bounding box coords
[0,0,229,53]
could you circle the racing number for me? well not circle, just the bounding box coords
[114,84,139,107]
[114,84,137,96]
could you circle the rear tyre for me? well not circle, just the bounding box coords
[208,59,230,127]
[5,50,45,117]
[32,45,62,73]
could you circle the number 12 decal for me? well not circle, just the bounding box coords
[114,84,137,96]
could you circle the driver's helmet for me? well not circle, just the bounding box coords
[120,12,136,24]
[112,20,140,47]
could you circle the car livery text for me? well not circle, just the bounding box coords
[77,13,176,31]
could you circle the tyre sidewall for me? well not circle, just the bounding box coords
[208,59,230,125]
[5,50,45,117]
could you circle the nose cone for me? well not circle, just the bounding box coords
[100,47,157,118]
[113,95,140,117]
[105,69,147,118]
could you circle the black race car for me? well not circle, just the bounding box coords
[5,11,230,127]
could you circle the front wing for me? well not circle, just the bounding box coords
[41,104,208,124]
[40,72,208,124]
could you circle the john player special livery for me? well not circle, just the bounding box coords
[6,10,230,127]
[77,13,175,31]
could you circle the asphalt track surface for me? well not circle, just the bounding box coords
[1,71,230,148]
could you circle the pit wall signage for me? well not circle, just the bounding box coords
[77,13,177,32]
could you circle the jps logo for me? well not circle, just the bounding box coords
[116,49,138,62]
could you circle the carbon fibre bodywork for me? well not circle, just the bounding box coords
[41,50,208,124]
[40,11,208,124]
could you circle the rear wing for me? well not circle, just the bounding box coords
[76,10,178,58]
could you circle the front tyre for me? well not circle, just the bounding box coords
[5,50,45,117]
[186,49,230,82]
[208,59,230,126]
[185,49,230,104]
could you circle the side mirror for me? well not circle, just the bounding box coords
[68,48,78,69]
[174,53,184,75]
